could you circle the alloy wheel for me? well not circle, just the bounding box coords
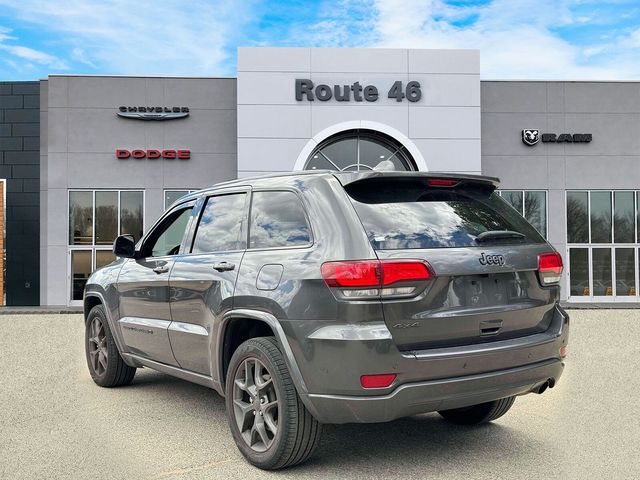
[88,317,108,376]
[232,357,279,452]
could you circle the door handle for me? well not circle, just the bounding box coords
[153,266,169,274]
[212,262,235,272]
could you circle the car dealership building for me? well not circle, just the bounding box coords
[0,47,638,306]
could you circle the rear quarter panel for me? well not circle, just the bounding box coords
[232,175,389,394]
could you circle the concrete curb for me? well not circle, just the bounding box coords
[0,307,83,315]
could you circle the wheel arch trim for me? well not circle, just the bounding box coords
[83,291,136,367]
[219,309,309,398]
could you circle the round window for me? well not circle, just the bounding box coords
[304,129,416,172]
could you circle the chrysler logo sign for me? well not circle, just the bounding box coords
[522,129,592,146]
[117,106,189,121]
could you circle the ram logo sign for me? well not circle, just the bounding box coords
[522,129,592,146]
[522,129,540,146]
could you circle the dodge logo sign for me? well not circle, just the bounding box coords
[117,106,189,121]
[522,129,540,146]
[116,149,190,160]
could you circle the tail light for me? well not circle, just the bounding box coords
[321,260,433,299]
[538,252,563,286]
[361,374,396,389]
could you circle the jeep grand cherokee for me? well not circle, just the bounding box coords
[83,171,569,469]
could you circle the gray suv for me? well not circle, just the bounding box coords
[83,171,569,470]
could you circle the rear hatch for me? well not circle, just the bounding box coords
[341,174,561,351]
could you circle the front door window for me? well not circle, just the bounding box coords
[147,208,193,258]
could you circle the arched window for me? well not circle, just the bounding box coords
[304,129,416,172]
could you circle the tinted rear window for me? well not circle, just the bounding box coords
[346,178,545,249]
[249,191,312,249]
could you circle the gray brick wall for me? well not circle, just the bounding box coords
[0,81,40,306]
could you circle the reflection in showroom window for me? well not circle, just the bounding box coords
[567,190,640,300]
[304,129,416,172]
[165,189,197,210]
[497,190,547,239]
[68,190,144,302]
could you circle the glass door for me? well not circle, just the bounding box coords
[68,190,144,305]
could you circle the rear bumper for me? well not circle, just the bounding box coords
[285,303,569,424]
[302,358,563,424]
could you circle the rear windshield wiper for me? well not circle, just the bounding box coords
[475,230,526,243]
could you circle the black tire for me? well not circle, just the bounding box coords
[438,396,516,425]
[225,336,321,470]
[85,304,136,387]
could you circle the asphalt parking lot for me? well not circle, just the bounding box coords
[1,310,638,480]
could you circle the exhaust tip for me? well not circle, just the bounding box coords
[535,381,549,394]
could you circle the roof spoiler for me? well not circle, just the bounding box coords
[333,171,500,189]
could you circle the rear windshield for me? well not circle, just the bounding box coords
[346,178,546,249]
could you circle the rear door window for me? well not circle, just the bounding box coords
[346,178,545,250]
[191,193,247,253]
[249,191,312,249]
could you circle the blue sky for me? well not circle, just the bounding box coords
[1,0,640,80]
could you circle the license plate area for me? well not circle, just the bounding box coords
[458,273,529,307]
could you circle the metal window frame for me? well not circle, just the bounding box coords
[566,189,640,303]
[304,129,417,172]
[67,189,146,306]
[497,189,548,240]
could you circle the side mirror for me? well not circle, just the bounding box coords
[113,234,137,258]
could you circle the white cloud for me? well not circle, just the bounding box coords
[0,44,69,69]
[0,25,12,41]
[71,47,97,68]
[365,0,640,79]
[0,26,69,70]
[0,0,257,76]
[0,0,639,80]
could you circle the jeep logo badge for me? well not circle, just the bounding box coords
[479,252,505,266]
[522,129,540,146]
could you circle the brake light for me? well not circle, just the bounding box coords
[427,178,458,187]
[361,374,396,389]
[321,260,433,298]
[538,252,563,285]
[321,261,380,288]
[381,261,431,285]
